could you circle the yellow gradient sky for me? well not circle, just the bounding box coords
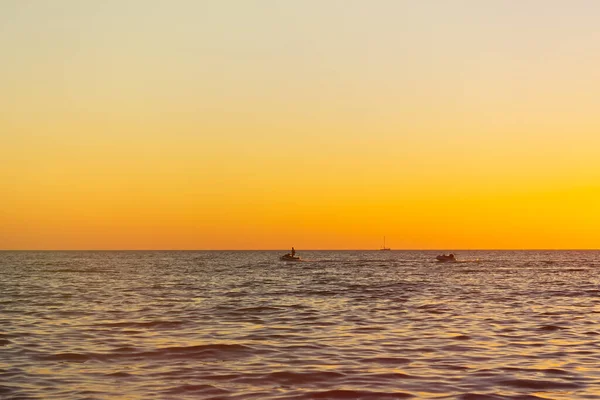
[2,1,600,249]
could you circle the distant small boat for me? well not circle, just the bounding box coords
[280,247,301,261]
[380,236,391,251]
[436,254,456,262]
[280,254,301,261]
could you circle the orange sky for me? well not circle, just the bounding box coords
[2,1,600,249]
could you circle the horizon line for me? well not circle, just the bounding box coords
[1,248,599,252]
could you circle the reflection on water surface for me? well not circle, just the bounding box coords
[1,250,599,399]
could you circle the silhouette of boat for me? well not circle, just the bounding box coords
[280,247,301,261]
[436,254,456,262]
[380,236,391,251]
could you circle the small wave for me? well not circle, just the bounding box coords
[539,311,564,316]
[0,339,11,346]
[92,320,185,329]
[541,368,569,375]
[415,304,449,315]
[416,303,444,309]
[304,290,340,297]
[459,394,504,400]
[112,346,139,353]
[267,370,345,384]
[162,384,229,396]
[144,343,254,360]
[358,357,412,365]
[459,394,545,400]
[277,344,323,352]
[0,386,14,395]
[440,345,479,352]
[285,304,309,309]
[435,364,470,371]
[37,343,254,363]
[105,371,132,377]
[121,329,144,335]
[451,334,472,340]
[352,326,386,333]
[537,325,566,331]
[295,389,413,399]
[49,269,108,273]
[345,259,390,263]
[229,371,346,387]
[38,352,92,362]
[365,372,423,380]
[171,344,248,352]
[203,373,239,381]
[501,378,582,389]
[225,291,249,298]
[236,306,282,313]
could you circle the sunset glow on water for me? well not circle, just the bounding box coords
[2,251,600,399]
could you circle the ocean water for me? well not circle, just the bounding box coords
[1,250,599,400]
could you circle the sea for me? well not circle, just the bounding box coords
[1,250,599,400]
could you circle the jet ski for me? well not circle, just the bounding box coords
[280,254,301,261]
[280,247,301,261]
[436,254,456,262]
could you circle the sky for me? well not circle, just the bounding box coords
[2,0,600,250]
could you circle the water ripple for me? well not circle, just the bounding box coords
[1,250,600,399]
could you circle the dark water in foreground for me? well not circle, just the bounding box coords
[1,250,600,400]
